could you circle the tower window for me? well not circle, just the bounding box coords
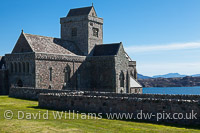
[93,28,99,37]
[72,28,77,36]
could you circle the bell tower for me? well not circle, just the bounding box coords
[60,6,103,55]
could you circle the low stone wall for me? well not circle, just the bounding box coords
[9,87,200,125]
[9,87,200,101]
[39,92,200,126]
[9,87,76,100]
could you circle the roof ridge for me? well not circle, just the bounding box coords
[96,43,121,46]
[23,33,59,39]
[70,6,93,10]
[67,6,93,17]
[23,33,79,43]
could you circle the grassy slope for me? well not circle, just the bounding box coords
[0,96,199,133]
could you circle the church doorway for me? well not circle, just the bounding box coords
[17,79,23,87]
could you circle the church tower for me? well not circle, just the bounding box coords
[60,6,103,55]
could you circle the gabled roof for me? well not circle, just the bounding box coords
[0,56,5,69]
[93,43,121,56]
[23,33,82,55]
[67,6,93,17]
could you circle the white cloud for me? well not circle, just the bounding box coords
[125,42,200,53]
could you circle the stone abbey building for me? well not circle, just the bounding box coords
[0,6,142,94]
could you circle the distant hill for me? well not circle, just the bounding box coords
[138,73,200,87]
[137,74,152,79]
[138,73,200,80]
[152,73,187,78]
[191,74,200,77]
[138,76,200,87]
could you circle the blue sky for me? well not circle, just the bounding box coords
[0,0,200,76]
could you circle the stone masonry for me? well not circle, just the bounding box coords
[2,5,142,94]
[0,56,8,95]
[38,91,200,126]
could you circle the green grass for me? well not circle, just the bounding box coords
[0,96,199,133]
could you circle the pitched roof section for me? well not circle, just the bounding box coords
[130,76,142,88]
[93,43,121,56]
[67,6,93,17]
[0,56,5,69]
[23,33,82,55]
[12,32,33,53]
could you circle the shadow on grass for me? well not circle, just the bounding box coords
[8,96,38,102]
[27,105,200,130]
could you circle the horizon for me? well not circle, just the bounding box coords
[139,72,200,77]
[0,0,200,76]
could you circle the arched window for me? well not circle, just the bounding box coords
[64,65,71,85]
[26,62,29,73]
[14,62,17,73]
[10,63,13,73]
[134,69,137,79]
[49,67,52,81]
[119,71,124,87]
[17,79,23,87]
[18,62,21,73]
[22,62,25,73]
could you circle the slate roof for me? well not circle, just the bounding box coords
[23,33,83,55]
[93,43,121,56]
[67,6,93,17]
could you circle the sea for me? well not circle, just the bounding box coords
[143,86,200,95]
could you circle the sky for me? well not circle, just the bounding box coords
[0,0,200,76]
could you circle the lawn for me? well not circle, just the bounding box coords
[0,96,199,133]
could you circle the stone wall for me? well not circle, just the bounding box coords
[60,14,103,55]
[9,87,76,100]
[114,43,141,93]
[8,87,200,126]
[115,44,129,93]
[0,70,9,95]
[87,15,103,54]
[39,92,200,126]
[35,57,84,90]
[5,53,35,88]
[88,56,116,92]
[34,52,117,92]
[5,52,122,92]
[9,87,200,101]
